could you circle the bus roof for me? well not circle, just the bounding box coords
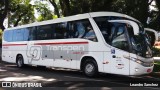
[5,12,139,31]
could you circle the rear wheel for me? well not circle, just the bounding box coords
[83,59,98,77]
[16,55,24,68]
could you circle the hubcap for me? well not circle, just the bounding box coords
[85,63,94,74]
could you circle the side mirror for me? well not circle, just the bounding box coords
[144,28,158,47]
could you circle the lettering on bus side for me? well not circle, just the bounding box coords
[41,44,88,60]
[27,44,88,62]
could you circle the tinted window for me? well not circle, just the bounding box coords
[37,24,54,40]
[68,19,97,41]
[3,30,13,42]
[23,28,29,41]
[110,23,129,51]
[94,17,112,43]
[54,22,68,39]
[13,29,24,41]
[28,27,36,40]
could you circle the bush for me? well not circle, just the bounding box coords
[153,61,160,72]
[152,47,160,57]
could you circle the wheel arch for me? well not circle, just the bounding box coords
[80,56,98,71]
[16,54,23,63]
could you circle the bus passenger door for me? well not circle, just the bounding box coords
[109,24,130,75]
[107,20,139,75]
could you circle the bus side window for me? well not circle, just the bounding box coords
[75,22,85,38]
[55,22,67,39]
[13,29,24,41]
[23,28,29,41]
[72,19,97,41]
[94,18,110,43]
[67,22,75,38]
[37,24,53,40]
[3,30,13,42]
[28,27,36,41]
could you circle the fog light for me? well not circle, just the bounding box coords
[135,68,139,72]
[147,69,151,72]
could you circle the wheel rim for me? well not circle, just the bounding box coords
[17,58,22,67]
[85,63,94,74]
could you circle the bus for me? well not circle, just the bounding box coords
[2,12,156,77]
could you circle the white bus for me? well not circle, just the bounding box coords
[2,12,156,77]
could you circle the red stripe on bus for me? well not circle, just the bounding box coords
[34,42,88,45]
[2,44,27,46]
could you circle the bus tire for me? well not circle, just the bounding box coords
[16,55,24,68]
[83,58,98,77]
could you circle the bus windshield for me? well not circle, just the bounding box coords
[94,17,152,58]
[128,24,152,58]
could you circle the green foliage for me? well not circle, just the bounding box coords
[67,0,114,15]
[0,0,159,32]
[35,1,53,21]
[152,47,160,57]
[52,15,58,19]
[9,0,35,27]
[54,0,160,31]
[153,61,160,72]
[0,0,35,29]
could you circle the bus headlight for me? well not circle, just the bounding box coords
[136,60,142,64]
[130,57,153,67]
[124,56,154,67]
[130,57,142,64]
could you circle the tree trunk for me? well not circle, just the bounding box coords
[14,12,28,27]
[59,0,71,16]
[48,0,60,18]
[0,0,9,30]
[155,0,160,30]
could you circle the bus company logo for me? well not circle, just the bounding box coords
[2,82,11,87]
[27,46,42,61]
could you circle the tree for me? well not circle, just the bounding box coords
[9,0,35,27]
[48,0,60,18]
[48,0,114,17]
[112,0,153,26]
[153,0,160,31]
[0,0,9,30]
[0,0,35,30]
[0,29,2,45]
[35,1,54,21]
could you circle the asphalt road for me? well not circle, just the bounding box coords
[0,61,160,90]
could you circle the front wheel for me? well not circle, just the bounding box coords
[83,59,98,77]
[16,55,24,68]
